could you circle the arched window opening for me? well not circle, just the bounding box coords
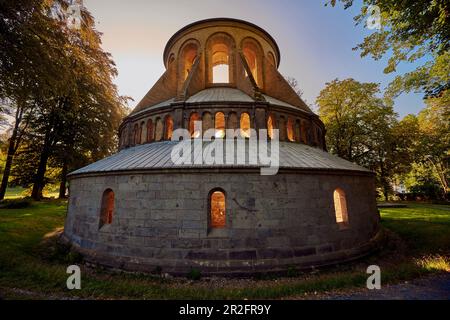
[181,43,198,80]
[202,112,213,134]
[99,189,114,228]
[164,115,173,140]
[240,113,251,138]
[211,42,230,83]
[228,112,239,131]
[267,114,275,140]
[147,119,153,142]
[140,121,145,143]
[334,188,349,228]
[210,189,226,229]
[155,118,163,142]
[133,123,139,145]
[189,112,201,138]
[287,118,295,142]
[242,39,262,86]
[295,120,301,142]
[215,112,226,138]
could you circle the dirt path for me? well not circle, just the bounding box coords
[315,273,450,300]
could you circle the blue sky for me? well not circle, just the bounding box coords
[84,0,426,118]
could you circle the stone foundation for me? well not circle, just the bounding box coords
[63,170,381,275]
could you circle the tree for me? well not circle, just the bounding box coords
[328,0,450,100]
[316,78,418,199]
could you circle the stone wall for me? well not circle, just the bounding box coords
[64,170,381,275]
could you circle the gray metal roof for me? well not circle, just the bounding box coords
[186,87,255,103]
[69,141,371,176]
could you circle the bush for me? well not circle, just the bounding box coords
[187,268,202,281]
[0,198,32,209]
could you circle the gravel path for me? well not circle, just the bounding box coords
[321,273,450,300]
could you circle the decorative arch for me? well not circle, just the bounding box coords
[240,112,251,138]
[99,189,114,229]
[189,112,201,138]
[267,114,276,140]
[133,123,139,145]
[147,119,153,143]
[164,115,173,140]
[178,39,200,81]
[267,51,276,66]
[295,119,301,142]
[154,118,163,141]
[287,117,295,142]
[241,37,263,87]
[227,112,239,132]
[208,188,226,229]
[202,112,213,134]
[206,32,236,84]
[215,112,226,138]
[140,121,145,143]
[333,188,349,228]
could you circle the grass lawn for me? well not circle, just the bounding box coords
[0,200,449,300]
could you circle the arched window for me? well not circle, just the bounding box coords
[287,118,295,142]
[155,118,163,142]
[189,112,201,138]
[202,112,213,135]
[295,120,301,142]
[207,33,234,84]
[215,112,225,138]
[99,189,114,228]
[240,113,251,138]
[164,115,173,140]
[181,42,198,80]
[209,189,226,229]
[140,121,145,144]
[279,117,287,141]
[267,114,275,140]
[242,38,262,87]
[228,112,238,131]
[147,119,153,142]
[333,188,349,228]
[267,52,276,66]
[133,123,139,145]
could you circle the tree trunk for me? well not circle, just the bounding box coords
[31,147,50,201]
[58,160,68,199]
[0,150,14,200]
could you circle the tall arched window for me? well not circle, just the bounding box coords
[228,112,238,131]
[240,113,251,138]
[209,189,226,229]
[215,112,225,138]
[189,112,201,138]
[287,118,295,142]
[147,119,153,142]
[295,120,301,142]
[242,38,262,87]
[202,112,213,135]
[99,189,114,228]
[164,115,173,140]
[181,43,198,80]
[267,114,275,140]
[140,121,145,144]
[207,33,234,84]
[155,118,163,142]
[333,188,349,228]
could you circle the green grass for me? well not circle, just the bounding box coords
[3,186,59,199]
[0,201,448,300]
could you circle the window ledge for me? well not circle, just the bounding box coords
[207,228,228,238]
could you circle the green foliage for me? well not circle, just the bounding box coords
[329,0,450,99]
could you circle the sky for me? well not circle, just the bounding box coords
[83,0,426,119]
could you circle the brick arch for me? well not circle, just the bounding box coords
[205,32,237,84]
[178,38,201,82]
[241,37,264,88]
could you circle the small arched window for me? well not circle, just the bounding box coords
[240,113,251,138]
[164,115,173,140]
[133,123,139,145]
[99,189,114,228]
[215,112,225,138]
[287,118,295,142]
[209,189,226,229]
[155,118,163,141]
[202,112,213,135]
[189,112,201,138]
[267,114,275,140]
[295,120,301,142]
[140,121,145,144]
[333,188,349,228]
[147,119,153,142]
